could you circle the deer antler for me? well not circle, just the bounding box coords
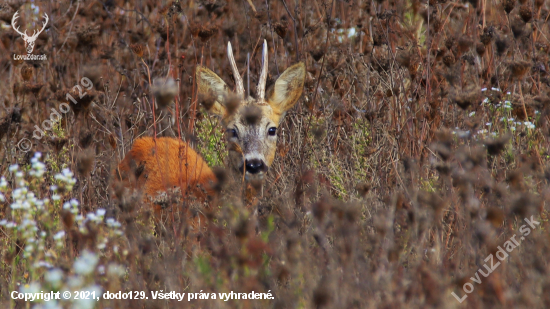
[227,42,245,98]
[11,11,26,38]
[30,13,48,39]
[11,11,49,39]
[257,40,268,100]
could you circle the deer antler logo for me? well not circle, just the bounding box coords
[11,11,49,54]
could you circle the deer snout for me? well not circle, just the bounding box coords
[244,159,267,175]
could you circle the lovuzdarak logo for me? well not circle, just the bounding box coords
[11,10,48,60]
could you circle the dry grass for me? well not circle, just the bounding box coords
[1,0,550,308]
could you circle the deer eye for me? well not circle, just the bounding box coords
[268,127,277,136]
[227,128,238,139]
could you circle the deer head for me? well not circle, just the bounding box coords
[11,11,48,54]
[196,40,305,181]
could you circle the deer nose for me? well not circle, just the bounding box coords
[245,159,266,174]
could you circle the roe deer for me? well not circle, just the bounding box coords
[115,40,305,203]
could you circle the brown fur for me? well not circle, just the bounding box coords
[115,137,216,206]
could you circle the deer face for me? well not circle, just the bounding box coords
[196,41,305,181]
[25,40,35,54]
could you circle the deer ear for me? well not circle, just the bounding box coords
[267,62,306,117]
[196,65,228,117]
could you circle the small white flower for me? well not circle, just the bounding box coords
[66,276,83,289]
[96,209,106,216]
[21,201,30,209]
[481,88,487,92]
[86,213,97,222]
[13,188,23,199]
[45,268,63,286]
[491,87,501,92]
[486,122,492,126]
[106,218,121,228]
[469,111,476,117]
[20,282,41,294]
[107,263,125,277]
[53,231,66,240]
[74,251,99,275]
[9,164,19,172]
[35,261,53,268]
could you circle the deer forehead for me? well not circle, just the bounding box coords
[223,100,282,128]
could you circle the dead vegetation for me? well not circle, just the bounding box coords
[1,0,550,308]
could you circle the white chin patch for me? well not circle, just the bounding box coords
[245,173,265,181]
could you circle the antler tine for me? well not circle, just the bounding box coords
[227,42,245,98]
[11,11,25,36]
[257,40,268,100]
[31,13,48,39]
[42,13,49,28]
